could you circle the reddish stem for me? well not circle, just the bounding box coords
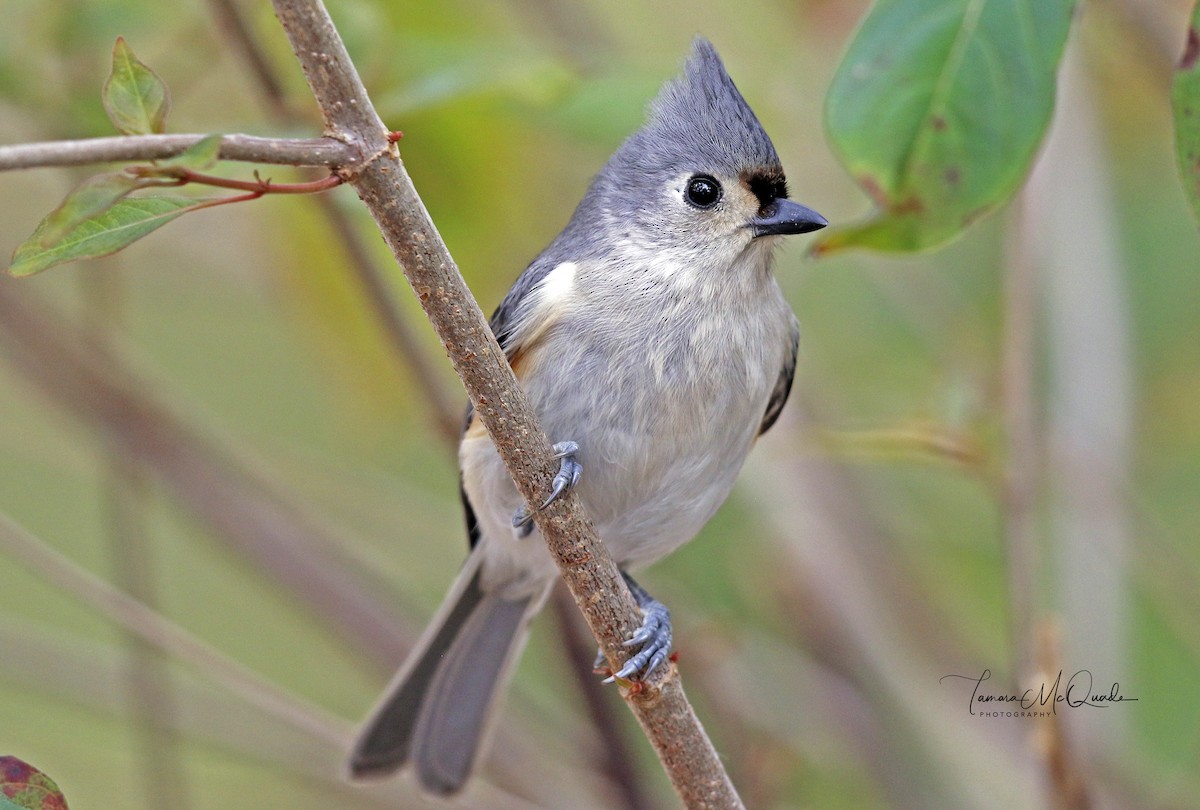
[129,165,343,194]
[186,190,269,209]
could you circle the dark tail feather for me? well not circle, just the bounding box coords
[349,552,545,794]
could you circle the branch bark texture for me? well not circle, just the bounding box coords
[269,0,744,806]
[0,133,356,171]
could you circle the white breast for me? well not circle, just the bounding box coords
[461,247,794,596]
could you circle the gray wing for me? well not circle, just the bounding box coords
[488,255,559,356]
[758,318,799,436]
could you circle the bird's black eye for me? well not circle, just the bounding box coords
[684,175,721,209]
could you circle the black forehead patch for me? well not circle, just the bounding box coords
[744,170,789,209]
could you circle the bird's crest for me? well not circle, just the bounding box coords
[625,38,783,179]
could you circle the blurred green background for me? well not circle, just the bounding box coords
[1,0,1197,807]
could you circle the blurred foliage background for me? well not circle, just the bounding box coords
[1,0,1198,808]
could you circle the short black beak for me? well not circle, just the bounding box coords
[749,199,828,237]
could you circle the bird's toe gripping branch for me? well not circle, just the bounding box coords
[512,441,582,536]
[599,573,673,683]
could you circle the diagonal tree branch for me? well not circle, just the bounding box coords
[268,0,744,805]
[0,132,357,171]
[202,2,644,801]
[208,3,650,802]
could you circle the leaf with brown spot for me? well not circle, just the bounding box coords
[817,0,1077,254]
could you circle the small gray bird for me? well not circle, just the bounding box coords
[350,37,826,794]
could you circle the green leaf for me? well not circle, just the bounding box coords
[158,134,223,170]
[818,0,1077,254]
[9,195,199,277]
[102,36,170,135]
[36,172,144,247]
[1172,3,1200,230]
[0,755,69,810]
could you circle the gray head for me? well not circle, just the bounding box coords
[558,38,825,268]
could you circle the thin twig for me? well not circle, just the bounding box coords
[129,164,344,194]
[104,458,197,809]
[269,0,744,805]
[1024,43,1131,804]
[0,133,356,171]
[0,624,529,810]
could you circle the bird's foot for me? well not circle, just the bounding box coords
[599,574,673,683]
[512,441,582,537]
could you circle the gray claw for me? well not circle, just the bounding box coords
[511,441,581,537]
[511,504,535,536]
[623,611,665,648]
[540,441,582,510]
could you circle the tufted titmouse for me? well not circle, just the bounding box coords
[349,38,826,794]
